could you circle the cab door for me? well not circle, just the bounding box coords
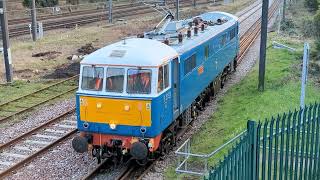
[172,58,180,119]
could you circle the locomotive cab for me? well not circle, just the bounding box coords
[72,38,179,163]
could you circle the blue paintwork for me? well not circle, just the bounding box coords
[179,24,239,110]
[76,12,239,141]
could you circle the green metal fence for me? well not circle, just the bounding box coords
[207,103,320,180]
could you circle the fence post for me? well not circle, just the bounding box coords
[247,120,257,180]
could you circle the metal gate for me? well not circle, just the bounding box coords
[206,103,320,180]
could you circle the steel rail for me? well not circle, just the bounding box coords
[122,0,282,179]
[8,2,143,25]
[77,1,282,179]
[81,158,112,180]
[115,125,189,180]
[237,0,262,19]
[0,75,78,124]
[0,1,280,179]
[5,0,222,37]
[0,108,75,150]
[238,0,280,62]
[38,0,222,31]
[0,131,77,177]
[117,165,138,180]
[0,108,77,177]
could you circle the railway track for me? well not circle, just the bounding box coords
[0,0,281,179]
[84,0,282,179]
[0,75,78,124]
[6,0,221,37]
[8,2,143,25]
[238,0,280,62]
[0,108,76,177]
[84,123,192,179]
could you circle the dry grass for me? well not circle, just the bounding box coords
[0,0,255,82]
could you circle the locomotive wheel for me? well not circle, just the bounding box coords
[92,148,102,164]
[162,140,171,154]
[233,57,237,71]
[136,158,148,166]
[96,151,101,164]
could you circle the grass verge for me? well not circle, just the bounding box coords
[164,33,320,179]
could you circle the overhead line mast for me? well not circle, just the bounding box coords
[0,0,13,82]
[258,0,269,91]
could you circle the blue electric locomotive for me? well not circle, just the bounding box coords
[72,11,239,163]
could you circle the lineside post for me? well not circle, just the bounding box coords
[108,0,112,23]
[176,0,179,20]
[258,0,269,91]
[0,0,13,82]
[31,0,37,41]
[300,43,309,109]
[282,0,286,22]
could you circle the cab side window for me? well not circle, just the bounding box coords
[158,64,169,93]
[205,45,209,60]
[164,64,169,88]
[220,34,227,48]
[158,66,164,93]
[229,28,236,40]
[184,54,196,75]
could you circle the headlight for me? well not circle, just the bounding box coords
[83,122,89,128]
[110,123,117,130]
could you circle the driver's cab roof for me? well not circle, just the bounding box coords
[80,38,179,67]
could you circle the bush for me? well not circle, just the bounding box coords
[304,0,319,11]
[66,0,79,5]
[280,19,298,35]
[301,16,315,37]
[23,0,59,8]
[314,10,320,38]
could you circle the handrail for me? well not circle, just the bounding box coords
[175,130,247,176]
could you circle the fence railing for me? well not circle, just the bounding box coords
[206,103,320,180]
[175,130,247,176]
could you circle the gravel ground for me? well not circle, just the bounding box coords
[238,0,275,36]
[144,39,261,180]
[141,2,281,180]
[1,1,282,179]
[141,31,263,180]
[0,98,75,145]
[4,135,97,180]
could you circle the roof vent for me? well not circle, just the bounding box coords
[110,50,126,58]
[164,38,169,45]
[201,24,205,31]
[217,17,228,25]
[178,32,183,43]
[194,26,198,36]
[187,29,191,38]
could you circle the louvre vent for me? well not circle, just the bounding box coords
[110,50,126,58]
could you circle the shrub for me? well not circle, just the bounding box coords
[301,16,315,37]
[314,10,320,38]
[66,0,79,5]
[23,0,59,8]
[304,0,319,11]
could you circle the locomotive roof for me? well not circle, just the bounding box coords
[81,11,238,67]
[144,11,238,54]
[174,11,238,54]
[80,38,178,67]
